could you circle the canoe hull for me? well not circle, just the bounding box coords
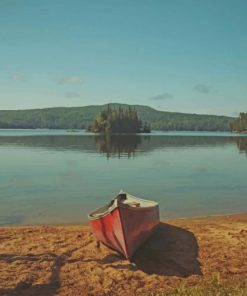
[89,206,128,257]
[89,196,159,260]
[118,204,159,259]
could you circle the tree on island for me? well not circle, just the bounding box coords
[87,105,151,133]
[230,112,247,132]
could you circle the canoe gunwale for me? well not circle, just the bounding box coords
[88,202,118,220]
[88,192,158,221]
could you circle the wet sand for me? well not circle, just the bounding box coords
[0,213,246,295]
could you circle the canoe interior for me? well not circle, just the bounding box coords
[88,192,158,219]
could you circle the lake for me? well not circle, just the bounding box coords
[0,129,246,225]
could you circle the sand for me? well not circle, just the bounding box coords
[0,213,246,296]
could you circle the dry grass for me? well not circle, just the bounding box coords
[0,213,246,296]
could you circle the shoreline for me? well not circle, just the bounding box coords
[1,211,247,228]
[0,213,246,295]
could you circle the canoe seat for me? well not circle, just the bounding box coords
[124,201,140,207]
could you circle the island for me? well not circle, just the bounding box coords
[87,105,151,133]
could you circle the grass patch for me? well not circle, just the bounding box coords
[147,275,247,296]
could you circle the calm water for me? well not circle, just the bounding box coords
[0,129,246,225]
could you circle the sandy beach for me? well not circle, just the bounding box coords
[0,213,246,296]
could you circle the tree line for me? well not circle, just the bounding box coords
[0,104,234,131]
[230,112,247,132]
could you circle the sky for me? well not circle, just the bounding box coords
[0,0,246,115]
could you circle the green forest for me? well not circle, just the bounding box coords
[0,103,234,131]
[230,112,247,132]
[87,105,150,133]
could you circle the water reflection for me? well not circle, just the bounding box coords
[0,134,247,157]
[236,137,247,155]
[94,135,143,158]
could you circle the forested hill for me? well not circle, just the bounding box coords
[0,103,234,131]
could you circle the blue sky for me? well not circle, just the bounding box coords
[0,0,246,115]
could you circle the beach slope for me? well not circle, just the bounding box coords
[0,214,246,295]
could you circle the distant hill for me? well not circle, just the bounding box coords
[0,103,235,131]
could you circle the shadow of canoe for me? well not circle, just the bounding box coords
[132,222,202,276]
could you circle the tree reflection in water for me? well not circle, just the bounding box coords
[236,137,247,155]
[94,135,146,158]
[0,134,246,157]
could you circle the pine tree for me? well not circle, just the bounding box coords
[230,112,247,132]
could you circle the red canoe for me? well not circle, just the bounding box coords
[88,191,160,260]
